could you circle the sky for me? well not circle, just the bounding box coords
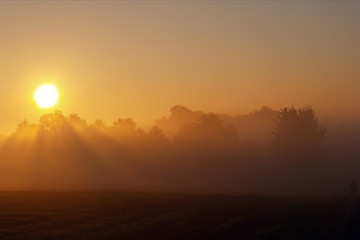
[0,1,359,134]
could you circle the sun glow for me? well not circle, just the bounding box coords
[34,84,59,108]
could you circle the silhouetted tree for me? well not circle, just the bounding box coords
[15,119,37,134]
[91,119,107,130]
[169,105,202,122]
[111,118,137,140]
[272,106,326,161]
[174,113,239,146]
[39,111,67,131]
[68,114,87,127]
[154,105,204,138]
[148,126,169,146]
[271,106,327,191]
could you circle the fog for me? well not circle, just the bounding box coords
[0,105,359,195]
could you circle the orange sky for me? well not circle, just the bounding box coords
[0,1,359,134]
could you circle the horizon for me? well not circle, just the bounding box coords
[0,104,358,137]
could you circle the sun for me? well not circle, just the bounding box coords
[34,84,59,108]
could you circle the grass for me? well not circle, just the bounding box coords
[0,192,359,239]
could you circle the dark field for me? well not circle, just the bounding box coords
[0,192,359,240]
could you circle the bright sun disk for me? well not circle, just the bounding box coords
[34,84,59,108]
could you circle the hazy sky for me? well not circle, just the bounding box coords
[0,1,359,134]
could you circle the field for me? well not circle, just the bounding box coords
[0,192,359,240]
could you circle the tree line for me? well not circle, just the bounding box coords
[0,106,327,193]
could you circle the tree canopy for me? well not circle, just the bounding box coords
[272,106,326,161]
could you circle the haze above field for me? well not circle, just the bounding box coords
[0,1,359,134]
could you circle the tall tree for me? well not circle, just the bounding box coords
[271,106,327,191]
[272,106,326,162]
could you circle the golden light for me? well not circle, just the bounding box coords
[34,84,59,108]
